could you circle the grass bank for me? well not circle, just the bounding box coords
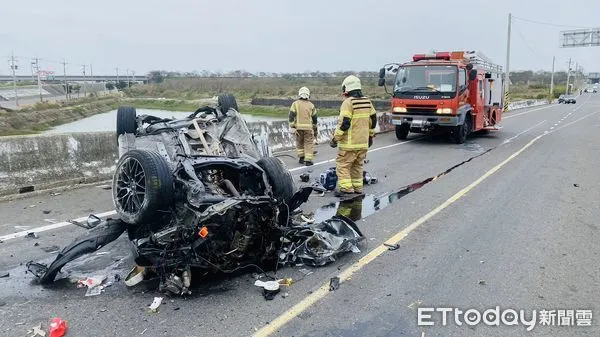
[0,96,120,136]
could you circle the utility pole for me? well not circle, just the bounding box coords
[90,64,93,77]
[550,56,555,98]
[82,64,87,98]
[62,59,69,101]
[32,57,43,103]
[565,58,572,95]
[115,67,119,90]
[10,52,19,106]
[30,61,36,82]
[504,13,512,111]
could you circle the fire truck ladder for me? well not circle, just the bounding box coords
[463,51,503,74]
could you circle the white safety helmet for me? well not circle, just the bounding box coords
[342,75,362,94]
[298,86,310,99]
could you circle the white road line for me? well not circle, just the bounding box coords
[503,105,554,120]
[548,111,600,134]
[0,210,117,242]
[502,120,546,144]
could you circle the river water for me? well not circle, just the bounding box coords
[43,109,284,134]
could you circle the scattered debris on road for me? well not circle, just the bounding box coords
[384,243,400,251]
[48,317,67,337]
[329,277,340,291]
[124,265,145,287]
[78,275,108,297]
[300,173,310,182]
[573,183,579,187]
[255,280,281,300]
[149,297,163,313]
[50,192,62,197]
[0,272,9,278]
[43,210,51,214]
[478,279,486,285]
[26,232,39,239]
[27,323,46,337]
[278,215,364,267]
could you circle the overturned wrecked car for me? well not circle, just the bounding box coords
[28,94,364,295]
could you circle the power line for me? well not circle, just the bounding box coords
[512,16,597,29]
[512,22,549,60]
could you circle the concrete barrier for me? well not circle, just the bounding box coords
[0,112,395,196]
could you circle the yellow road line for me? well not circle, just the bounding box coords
[254,132,546,337]
[254,102,597,337]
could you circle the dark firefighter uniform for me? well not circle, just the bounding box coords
[331,75,377,195]
[289,88,317,165]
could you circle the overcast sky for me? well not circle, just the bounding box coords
[2,0,599,75]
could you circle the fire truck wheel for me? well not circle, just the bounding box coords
[453,114,472,144]
[395,124,410,140]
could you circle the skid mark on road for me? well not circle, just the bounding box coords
[253,99,596,337]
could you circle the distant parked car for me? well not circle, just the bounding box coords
[564,95,577,104]
[558,95,566,103]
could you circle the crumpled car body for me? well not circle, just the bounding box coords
[28,95,365,294]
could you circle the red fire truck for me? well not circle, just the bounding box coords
[377,51,505,143]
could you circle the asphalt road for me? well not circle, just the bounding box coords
[0,95,599,337]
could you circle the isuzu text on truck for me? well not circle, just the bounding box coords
[378,51,505,143]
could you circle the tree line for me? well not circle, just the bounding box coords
[146,69,584,86]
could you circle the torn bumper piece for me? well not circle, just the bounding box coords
[279,215,364,267]
[26,219,127,284]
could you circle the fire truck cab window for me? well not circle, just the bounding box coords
[394,66,458,96]
[458,69,467,91]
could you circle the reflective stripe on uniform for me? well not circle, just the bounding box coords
[338,179,353,189]
[339,143,368,150]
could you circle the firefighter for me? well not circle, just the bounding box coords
[289,86,317,166]
[329,75,377,197]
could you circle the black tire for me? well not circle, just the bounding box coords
[453,114,472,144]
[256,157,295,204]
[112,149,173,225]
[218,93,239,113]
[116,106,137,140]
[395,124,409,140]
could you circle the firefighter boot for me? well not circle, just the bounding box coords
[334,189,355,197]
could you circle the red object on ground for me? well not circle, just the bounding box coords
[49,317,67,337]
